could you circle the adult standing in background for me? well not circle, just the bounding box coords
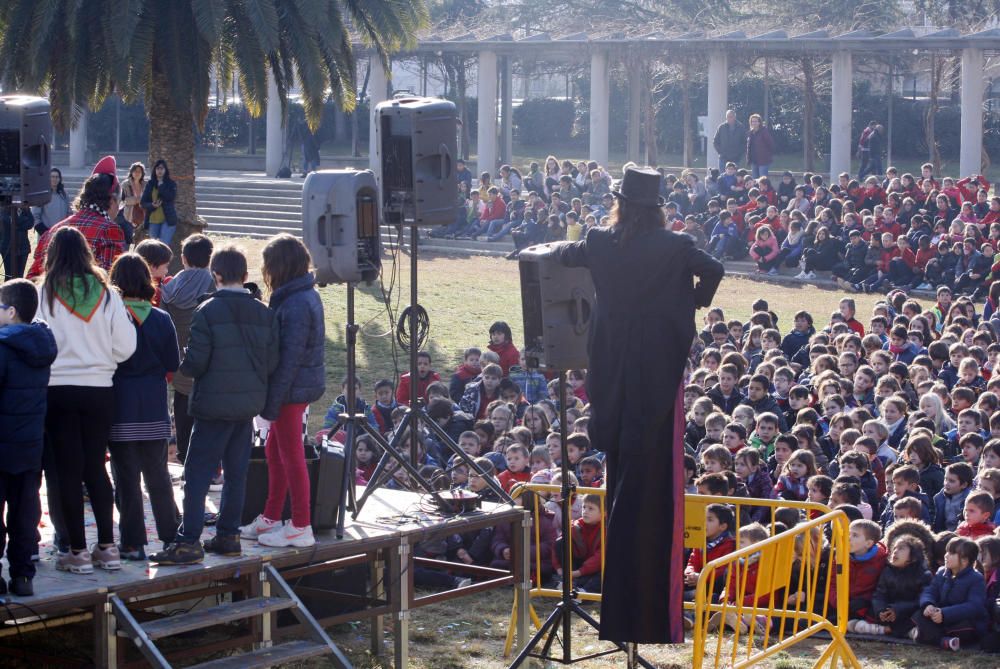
[26,158,126,279]
[864,124,885,181]
[121,162,147,244]
[712,110,746,172]
[31,168,70,236]
[746,113,775,179]
[141,160,178,245]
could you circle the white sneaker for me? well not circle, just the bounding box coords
[257,523,316,548]
[804,271,816,279]
[767,268,778,276]
[795,271,807,280]
[853,620,885,635]
[240,514,283,540]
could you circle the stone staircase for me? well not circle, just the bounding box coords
[61,175,304,239]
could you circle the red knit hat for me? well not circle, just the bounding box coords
[91,155,119,195]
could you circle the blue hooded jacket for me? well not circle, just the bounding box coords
[261,273,326,420]
[0,322,58,473]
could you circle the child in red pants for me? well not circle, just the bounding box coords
[240,236,326,547]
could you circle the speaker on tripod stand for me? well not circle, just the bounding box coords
[374,97,458,226]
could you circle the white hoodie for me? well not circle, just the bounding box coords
[38,284,136,387]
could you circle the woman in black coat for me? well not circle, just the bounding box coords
[556,167,724,644]
[140,159,178,245]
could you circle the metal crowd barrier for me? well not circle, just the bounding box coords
[504,486,860,668]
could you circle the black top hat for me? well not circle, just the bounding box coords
[612,167,665,207]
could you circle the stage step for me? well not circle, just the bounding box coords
[190,640,331,669]
[139,596,296,640]
[110,564,350,669]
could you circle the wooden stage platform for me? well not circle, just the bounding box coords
[0,480,531,668]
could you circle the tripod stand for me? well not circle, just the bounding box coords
[2,200,26,282]
[508,372,654,669]
[339,218,513,531]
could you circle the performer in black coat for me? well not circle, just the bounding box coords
[556,166,724,644]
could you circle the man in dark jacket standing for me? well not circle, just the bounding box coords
[0,280,58,596]
[712,110,746,172]
[152,246,279,565]
[556,167,724,644]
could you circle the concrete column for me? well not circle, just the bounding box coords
[476,50,498,175]
[830,51,853,179]
[627,62,642,164]
[265,72,283,176]
[589,51,610,167]
[368,54,390,173]
[706,51,728,170]
[500,56,513,165]
[69,109,88,168]
[960,47,985,177]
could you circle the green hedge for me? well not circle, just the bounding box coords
[513,98,575,145]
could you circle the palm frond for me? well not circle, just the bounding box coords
[240,0,281,53]
[224,9,268,116]
[108,0,145,59]
[192,0,226,44]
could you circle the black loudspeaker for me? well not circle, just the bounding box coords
[0,96,51,206]
[519,242,595,371]
[301,169,381,285]
[241,443,320,526]
[375,97,457,226]
[311,440,346,532]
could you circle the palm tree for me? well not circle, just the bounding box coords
[0,0,427,251]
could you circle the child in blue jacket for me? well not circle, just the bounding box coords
[911,536,987,650]
[0,279,58,596]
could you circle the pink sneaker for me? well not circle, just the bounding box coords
[91,544,121,571]
[56,550,94,574]
[240,514,283,540]
[257,524,315,548]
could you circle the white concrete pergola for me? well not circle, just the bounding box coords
[64,27,999,179]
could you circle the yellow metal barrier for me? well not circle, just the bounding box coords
[504,486,860,668]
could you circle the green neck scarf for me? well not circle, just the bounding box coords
[53,275,105,322]
[123,298,152,325]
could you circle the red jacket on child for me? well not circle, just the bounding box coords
[498,468,531,493]
[849,542,887,618]
[487,340,521,377]
[686,533,736,579]
[956,520,996,540]
[552,517,604,576]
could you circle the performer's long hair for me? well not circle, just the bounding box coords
[609,200,666,242]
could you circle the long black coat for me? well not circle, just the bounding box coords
[557,225,724,643]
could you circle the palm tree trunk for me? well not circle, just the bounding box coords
[147,71,201,268]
